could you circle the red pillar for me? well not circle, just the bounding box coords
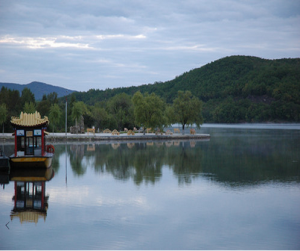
[41,129,44,155]
[14,129,17,156]
[41,183,45,209]
[14,181,17,208]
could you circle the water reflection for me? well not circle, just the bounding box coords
[1,127,299,250]
[8,166,54,225]
[51,131,300,187]
[69,144,87,176]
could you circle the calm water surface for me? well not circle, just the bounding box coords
[1,125,300,249]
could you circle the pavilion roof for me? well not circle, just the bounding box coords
[11,111,49,127]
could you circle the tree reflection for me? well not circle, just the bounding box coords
[68,144,87,176]
[105,145,134,181]
[166,142,203,185]
[132,142,164,185]
[57,141,203,185]
[50,144,65,173]
[51,131,300,187]
[84,141,201,185]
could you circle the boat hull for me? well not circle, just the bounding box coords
[10,166,55,181]
[10,155,53,169]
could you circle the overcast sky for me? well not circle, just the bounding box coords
[0,0,299,92]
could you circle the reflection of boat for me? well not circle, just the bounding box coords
[0,148,10,171]
[10,166,54,224]
[9,111,54,169]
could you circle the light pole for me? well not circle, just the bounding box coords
[65,93,67,139]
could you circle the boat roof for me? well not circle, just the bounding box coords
[11,111,49,128]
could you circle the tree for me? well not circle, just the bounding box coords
[49,104,62,134]
[132,91,165,134]
[47,92,58,104]
[23,102,36,113]
[0,104,7,135]
[0,87,9,106]
[164,104,176,126]
[36,95,51,117]
[21,88,35,108]
[92,106,108,131]
[107,93,134,130]
[172,91,203,134]
[71,101,89,132]
[8,90,21,116]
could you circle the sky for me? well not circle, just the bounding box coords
[0,0,299,92]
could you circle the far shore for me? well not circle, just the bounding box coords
[1,123,299,143]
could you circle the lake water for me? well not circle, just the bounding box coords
[1,124,300,249]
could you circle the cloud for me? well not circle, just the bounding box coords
[0,0,299,91]
[0,35,91,49]
[96,34,146,40]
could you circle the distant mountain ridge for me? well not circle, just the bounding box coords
[0,81,76,100]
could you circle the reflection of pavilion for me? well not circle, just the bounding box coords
[155,142,163,147]
[127,143,135,149]
[111,143,120,149]
[87,144,95,151]
[10,167,54,224]
[165,142,173,147]
[190,141,196,147]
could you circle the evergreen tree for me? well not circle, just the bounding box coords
[0,104,7,134]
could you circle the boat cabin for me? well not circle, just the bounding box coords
[11,111,49,157]
[10,111,54,168]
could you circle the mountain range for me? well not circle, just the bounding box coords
[0,81,76,100]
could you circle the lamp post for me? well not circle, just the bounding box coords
[65,93,67,139]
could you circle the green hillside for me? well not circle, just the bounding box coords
[70,55,300,123]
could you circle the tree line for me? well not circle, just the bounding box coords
[0,86,202,134]
[1,55,299,129]
[67,56,300,123]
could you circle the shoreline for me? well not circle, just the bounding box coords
[0,132,211,143]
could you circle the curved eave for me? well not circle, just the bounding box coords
[10,111,49,128]
[11,121,49,128]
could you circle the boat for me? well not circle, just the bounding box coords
[10,165,55,224]
[9,111,55,169]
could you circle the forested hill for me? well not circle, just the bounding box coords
[71,55,300,122]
